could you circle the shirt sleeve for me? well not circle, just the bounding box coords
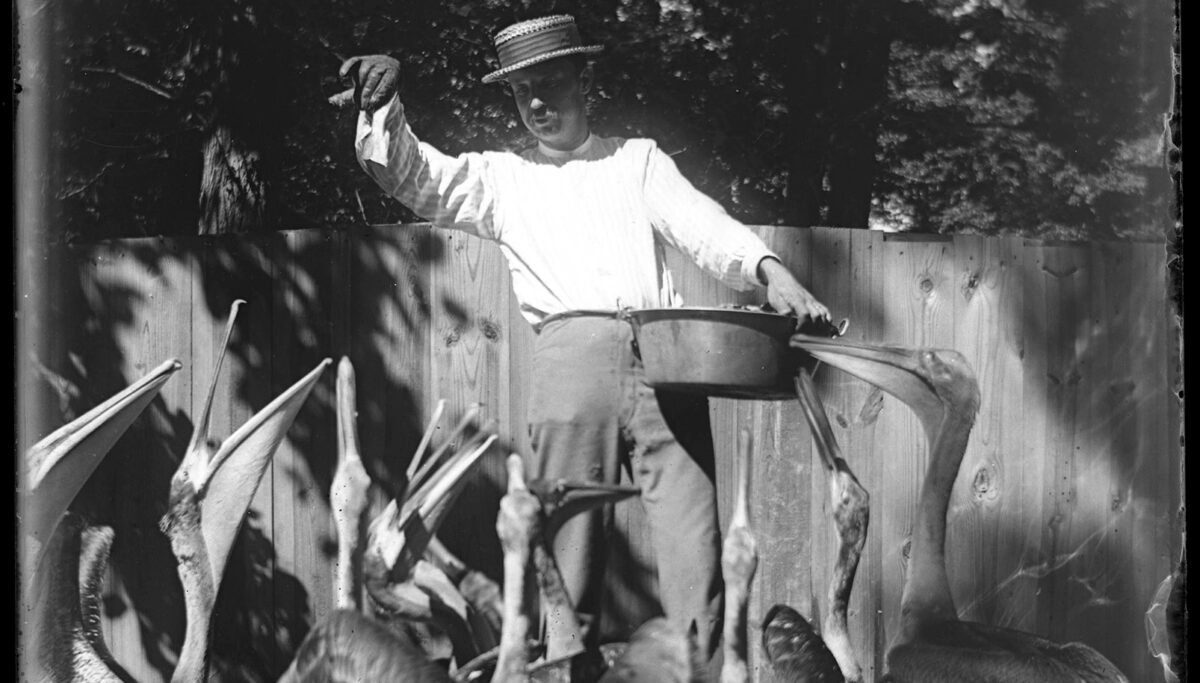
[640,141,779,291]
[355,95,498,240]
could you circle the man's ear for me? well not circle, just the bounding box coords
[579,64,594,94]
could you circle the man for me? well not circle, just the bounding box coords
[341,14,830,659]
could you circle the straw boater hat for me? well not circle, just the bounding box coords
[481,15,604,84]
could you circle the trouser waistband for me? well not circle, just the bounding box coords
[532,309,626,333]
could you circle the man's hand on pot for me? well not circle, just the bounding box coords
[757,257,831,324]
[339,55,401,113]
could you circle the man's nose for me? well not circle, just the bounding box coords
[530,96,546,110]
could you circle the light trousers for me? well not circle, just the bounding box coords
[526,316,723,655]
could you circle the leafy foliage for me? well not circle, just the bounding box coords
[35,0,1171,240]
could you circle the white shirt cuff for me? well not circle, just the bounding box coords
[741,245,782,288]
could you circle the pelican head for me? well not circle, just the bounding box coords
[159,300,331,683]
[527,478,641,540]
[791,335,981,445]
[360,406,498,633]
[23,358,181,580]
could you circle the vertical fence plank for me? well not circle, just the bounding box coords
[269,229,339,676]
[949,234,1040,634]
[874,235,956,661]
[1079,242,1174,681]
[84,241,193,683]
[428,229,510,582]
[813,226,889,679]
[352,225,435,490]
[1026,241,1096,651]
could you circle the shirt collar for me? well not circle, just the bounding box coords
[537,133,595,160]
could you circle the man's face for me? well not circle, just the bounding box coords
[506,58,591,152]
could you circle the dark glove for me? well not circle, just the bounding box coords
[338,55,401,112]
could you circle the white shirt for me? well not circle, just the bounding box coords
[356,96,779,327]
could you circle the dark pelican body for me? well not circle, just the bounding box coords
[762,605,846,683]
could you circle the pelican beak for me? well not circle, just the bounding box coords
[336,357,361,465]
[369,428,498,578]
[791,334,947,442]
[24,358,181,571]
[529,479,641,541]
[793,369,846,471]
[402,430,498,535]
[195,357,332,588]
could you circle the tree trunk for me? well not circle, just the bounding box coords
[826,21,892,229]
[199,124,267,234]
[193,0,282,235]
[783,0,833,228]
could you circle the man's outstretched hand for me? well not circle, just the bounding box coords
[757,257,831,326]
[338,55,401,112]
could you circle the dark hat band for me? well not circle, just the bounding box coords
[496,23,582,69]
[482,14,604,83]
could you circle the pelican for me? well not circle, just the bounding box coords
[359,407,500,666]
[765,370,872,683]
[452,471,643,682]
[278,358,483,683]
[280,379,628,683]
[330,357,372,612]
[159,300,331,683]
[20,357,181,681]
[791,335,1130,683]
[492,454,542,681]
[489,457,647,683]
[280,356,501,680]
[425,535,505,640]
[759,369,871,683]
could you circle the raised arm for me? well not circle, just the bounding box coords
[641,142,829,322]
[343,55,498,238]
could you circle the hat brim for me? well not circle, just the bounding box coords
[481,45,604,84]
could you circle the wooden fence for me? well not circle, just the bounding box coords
[29,224,1182,682]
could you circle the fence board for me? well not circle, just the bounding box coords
[872,236,956,655]
[1029,242,1093,647]
[429,229,510,583]
[88,243,185,683]
[32,225,1176,683]
[949,233,1035,633]
[832,227,888,679]
[351,226,433,487]
[753,224,816,679]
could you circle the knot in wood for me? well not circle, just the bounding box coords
[962,272,981,301]
[478,317,502,342]
[971,464,1000,502]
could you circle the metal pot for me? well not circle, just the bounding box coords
[625,306,844,400]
